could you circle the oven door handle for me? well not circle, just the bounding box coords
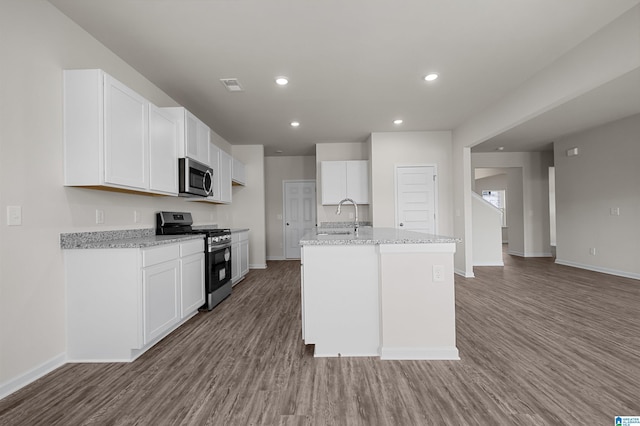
[208,242,232,252]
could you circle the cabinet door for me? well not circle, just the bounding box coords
[240,240,249,276]
[196,119,210,165]
[143,259,180,344]
[104,75,148,189]
[219,150,232,203]
[185,111,209,165]
[181,253,205,316]
[208,143,221,201]
[321,161,347,205]
[231,242,241,285]
[148,104,178,195]
[346,160,369,204]
[232,157,246,185]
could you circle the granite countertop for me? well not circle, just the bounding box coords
[230,228,250,233]
[60,228,204,249]
[299,226,459,246]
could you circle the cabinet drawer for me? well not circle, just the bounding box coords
[142,244,180,267]
[181,238,204,257]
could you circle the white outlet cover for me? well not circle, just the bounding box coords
[7,206,22,226]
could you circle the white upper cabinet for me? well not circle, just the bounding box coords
[65,69,149,192]
[321,160,369,205]
[207,141,221,201]
[219,150,233,204]
[103,75,148,189]
[64,69,180,196]
[148,104,179,195]
[232,157,246,186]
[166,107,209,165]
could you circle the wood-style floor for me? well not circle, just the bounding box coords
[1,254,639,425]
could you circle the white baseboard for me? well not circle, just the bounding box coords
[526,252,553,258]
[473,261,504,267]
[508,250,553,258]
[0,352,66,400]
[380,346,460,360]
[249,263,267,269]
[454,268,474,278]
[265,255,285,261]
[555,259,640,280]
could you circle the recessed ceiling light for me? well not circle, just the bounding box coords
[275,150,284,154]
[393,119,403,125]
[423,73,439,82]
[275,76,289,86]
[290,121,300,127]
[496,146,505,151]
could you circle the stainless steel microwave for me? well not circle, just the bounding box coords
[178,157,213,197]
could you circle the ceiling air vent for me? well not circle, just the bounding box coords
[220,78,244,92]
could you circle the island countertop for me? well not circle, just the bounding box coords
[299,226,459,246]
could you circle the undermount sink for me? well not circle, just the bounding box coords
[316,230,353,236]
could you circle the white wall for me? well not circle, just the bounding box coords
[0,0,257,395]
[474,172,508,243]
[554,114,640,278]
[264,156,316,260]
[475,169,523,251]
[315,142,370,224]
[472,152,553,257]
[452,5,640,275]
[471,194,504,266]
[369,131,454,236]
[224,145,267,269]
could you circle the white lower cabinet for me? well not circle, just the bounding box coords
[143,258,180,344]
[231,230,250,285]
[65,238,204,362]
[180,243,206,316]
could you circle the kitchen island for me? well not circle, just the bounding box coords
[300,227,459,360]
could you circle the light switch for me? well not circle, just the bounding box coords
[7,206,22,226]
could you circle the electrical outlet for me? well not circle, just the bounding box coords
[7,206,22,226]
[610,207,620,216]
[95,209,104,224]
[433,265,445,282]
[589,247,596,256]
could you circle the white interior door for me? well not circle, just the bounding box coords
[284,181,316,259]
[395,166,437,234]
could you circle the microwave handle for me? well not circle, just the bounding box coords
[204,169,213,196]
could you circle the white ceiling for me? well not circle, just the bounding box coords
[48,0,640,156]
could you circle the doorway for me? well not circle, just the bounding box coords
[283,180,316,259]
[395,165,437,233]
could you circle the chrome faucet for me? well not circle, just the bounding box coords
[336,198,359,234]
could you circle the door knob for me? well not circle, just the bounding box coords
[286,223,290,226]
[399,223,404,227]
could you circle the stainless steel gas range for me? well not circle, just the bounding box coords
[156,211,232,311]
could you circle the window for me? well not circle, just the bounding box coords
[482,190,507,227]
